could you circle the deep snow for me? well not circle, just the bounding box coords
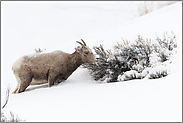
[1,1,182,122]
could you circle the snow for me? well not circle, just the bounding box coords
[118,70,139,81]
[1,1,182,122]
[148,65,168,77]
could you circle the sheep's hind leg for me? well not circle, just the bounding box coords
[12,73,21,94]
[13,74,32,93]
[12,85,19,94]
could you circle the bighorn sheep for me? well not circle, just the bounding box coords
[12,39,96,93]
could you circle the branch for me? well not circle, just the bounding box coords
[2,87,10,109]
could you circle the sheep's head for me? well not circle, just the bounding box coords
[75,39,96,64]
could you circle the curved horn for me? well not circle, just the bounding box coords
[76,41,84,47]
[81,39,86,46]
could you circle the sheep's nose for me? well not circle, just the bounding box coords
[95,57,99,62]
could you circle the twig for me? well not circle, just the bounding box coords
[2,88,10,109]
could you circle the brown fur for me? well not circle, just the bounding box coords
[12,40,96,93]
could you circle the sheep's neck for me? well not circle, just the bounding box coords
[70,51,83,68]
[64,51,83,79]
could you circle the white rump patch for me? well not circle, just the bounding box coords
[12,56,24,71]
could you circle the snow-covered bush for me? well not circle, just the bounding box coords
[118,70,142,81]
[132,63,144,73]
[157,48,171,62]
[155,32,176,62]
[131,35,154,67]
[156,31,177,51]
[82,44,131,82]
[148,65,168,79]
[83,32,176,82]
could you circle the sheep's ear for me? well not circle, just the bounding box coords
[75,46,82,53]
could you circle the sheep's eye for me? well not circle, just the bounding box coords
[85,51,89,54]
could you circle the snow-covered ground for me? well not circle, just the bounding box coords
[1,1,182,122]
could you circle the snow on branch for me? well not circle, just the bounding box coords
[83,32,177,83]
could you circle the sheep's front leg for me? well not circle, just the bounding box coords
[48,73,57,87]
